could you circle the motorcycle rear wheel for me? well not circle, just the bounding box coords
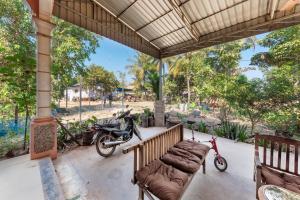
[96,134,116,157]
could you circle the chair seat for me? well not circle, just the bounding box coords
[135,160,189,200]
[175,140,210,159]
[262,166,300,194]
[161,147,202,173]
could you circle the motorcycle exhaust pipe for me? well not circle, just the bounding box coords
[103,140,125,146]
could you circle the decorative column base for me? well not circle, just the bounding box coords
[154,100,165,127]
[30,117,57,160]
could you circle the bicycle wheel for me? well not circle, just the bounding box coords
[214,156,228,172]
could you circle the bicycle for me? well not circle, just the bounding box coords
[186,120,228,172]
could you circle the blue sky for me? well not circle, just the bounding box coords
[85,33,269,82]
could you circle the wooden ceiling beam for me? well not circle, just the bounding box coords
[116,0,138,18]
[161,10,300,57]
[167,0,200,41]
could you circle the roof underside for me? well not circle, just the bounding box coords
[53,0,300,58]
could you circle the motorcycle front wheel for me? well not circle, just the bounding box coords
[96,134,116,157]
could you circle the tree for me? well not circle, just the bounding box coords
[251,25,300,136]
[145,71,160,100]
[0,0,36,148]
[168,51,206,105]
[51,17,100,106]
[82,64,119,95]
[126,52,158,98]
[226,76,269,135]
[251,25,300,69]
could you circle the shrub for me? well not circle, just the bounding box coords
[0,132,20,157]
[198,121,208,133]
[236,124,248,142]
[213,121,249,141]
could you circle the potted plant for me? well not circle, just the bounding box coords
[82,116,97,146]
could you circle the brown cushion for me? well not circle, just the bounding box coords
[161,148,201,173]
[261,166,284,187]
[175,140,210,159]
[284,173,300,185]
[135,160,189,200]
[285,183,300,194]
[169,147,202,164]
[261,166,300,194]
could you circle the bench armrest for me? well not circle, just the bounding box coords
[255,146,262,169]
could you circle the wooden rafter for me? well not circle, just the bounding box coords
[167,0,200,41]
[53,0,160,58]
[161,11,300,57]
[150,26,185,42]
[270,0,280,19]
[116,0,138,18]
[191,0,248,26]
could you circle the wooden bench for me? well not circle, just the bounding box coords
[123,124,208,200]
[254,133,300,197]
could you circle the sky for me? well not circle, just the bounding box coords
[85,33,270,83]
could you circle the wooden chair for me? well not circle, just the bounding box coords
[254,133,300,197]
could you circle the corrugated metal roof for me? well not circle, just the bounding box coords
[94,0,300,50]
[54,0,300,58]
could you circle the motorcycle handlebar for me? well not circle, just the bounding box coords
[116,109,133,119]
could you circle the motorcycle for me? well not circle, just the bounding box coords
[92,109,142,157]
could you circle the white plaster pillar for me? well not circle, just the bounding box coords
[28,0,57,160]
[34,18,55,118]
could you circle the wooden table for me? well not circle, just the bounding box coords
[258,185,300,200]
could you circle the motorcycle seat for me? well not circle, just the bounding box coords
[102,127,120,132]
[112,130,130,137]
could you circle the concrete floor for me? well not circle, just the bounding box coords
[0,154,44,200]
[54,127,256,200]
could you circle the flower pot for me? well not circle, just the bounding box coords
[148,116,155,127]
[82,129,95,146]
[141,115,149,128]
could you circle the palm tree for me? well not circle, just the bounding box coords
[127,52,159,99]
[167,51,205,105]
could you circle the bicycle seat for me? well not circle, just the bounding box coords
[187,120,196,125]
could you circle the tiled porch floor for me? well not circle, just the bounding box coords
[53,127,256,200]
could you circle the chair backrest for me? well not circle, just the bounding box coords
[255,133,300,175]
[123,124,184,183]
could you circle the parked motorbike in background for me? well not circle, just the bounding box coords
[92,109,142,157]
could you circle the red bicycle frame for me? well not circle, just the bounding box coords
[200,136,224,164]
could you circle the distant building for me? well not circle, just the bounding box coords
[64,83,103,101]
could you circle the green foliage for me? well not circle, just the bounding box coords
[145,71,160,100]
[126,52,158,98]
[0,0,36,118]
[0,132,20,157]
[143,108,153,117]
[51,17,100,101]
[82,64,119,94]
[198,121,208,133]
[213,122,248,141]
[188,102,197,110]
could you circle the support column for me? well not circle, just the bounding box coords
[29,1,57,159]
[154,60,165,127]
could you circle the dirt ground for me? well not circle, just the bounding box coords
[58,100,273,135]
[59,100,157,122]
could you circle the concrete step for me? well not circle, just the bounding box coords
[38,157,65,200]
